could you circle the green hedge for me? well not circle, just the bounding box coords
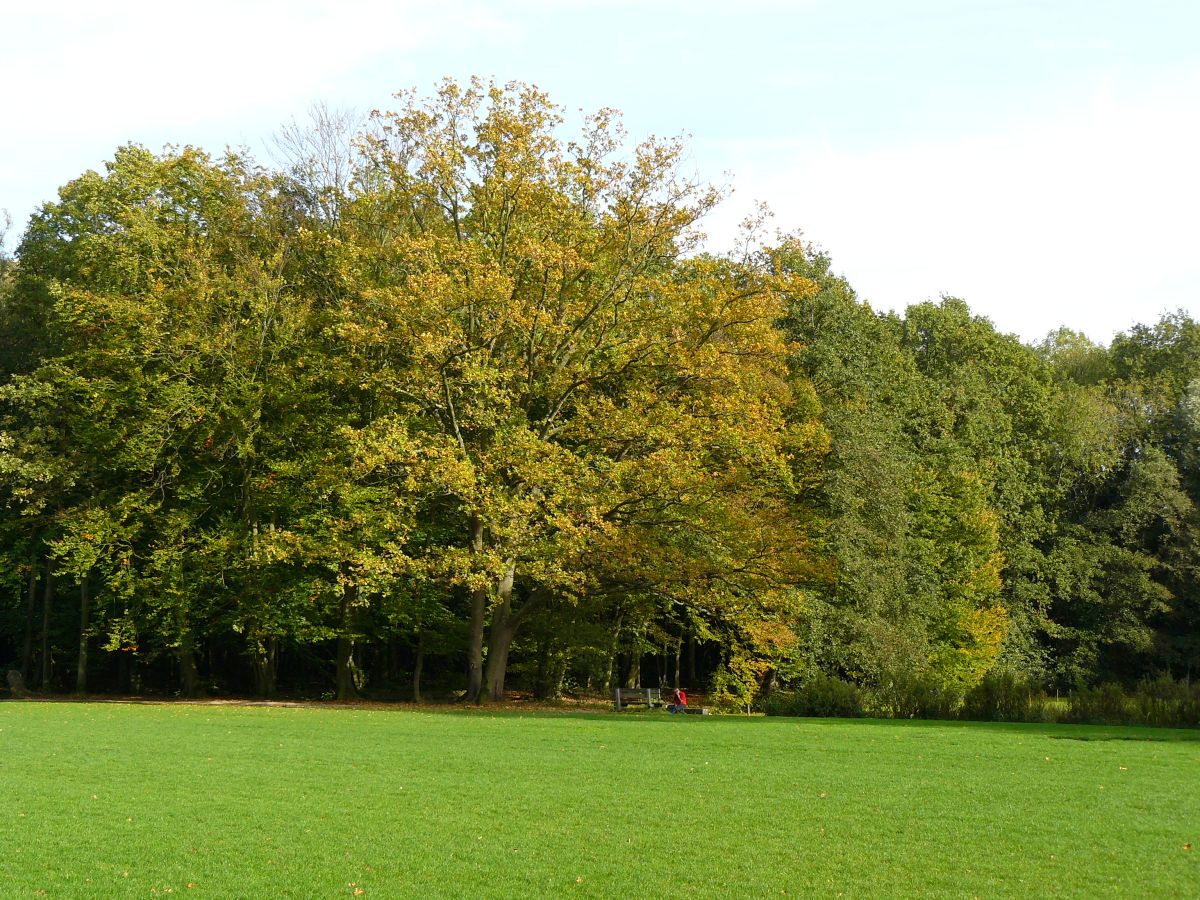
[762,673,1200,728]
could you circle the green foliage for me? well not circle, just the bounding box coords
[1,82,1199,707]
[1066,678,1200,728]
[960,669,1041,722]
[1130,676,1200,728]
[761,672,865,718]
[1065,682,1136,726]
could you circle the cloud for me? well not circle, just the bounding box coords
[705,66,1200,343]
[0,0,512,238]
[3,1,510,132]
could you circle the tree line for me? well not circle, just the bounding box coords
[1,80,1197,708]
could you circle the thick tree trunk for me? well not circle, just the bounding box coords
[20,554,38,682]
[484,561,517,702]
[411,628,425,703]
[39,570,55,691]
[465,516,486,704]
[485,622,515,702]
[625,645,640,690]
[75,576,90,694]
[252,637,278,698]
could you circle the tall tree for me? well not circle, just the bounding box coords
[340,80,822,701]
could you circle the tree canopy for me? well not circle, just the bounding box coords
[1,80,1197,709]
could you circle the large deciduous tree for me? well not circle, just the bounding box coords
[338,79,823,701]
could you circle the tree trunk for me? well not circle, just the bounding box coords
[674,636,682,690]
[75,576,90,694]
[625,652,641,690]
[117,643,131,694]
[178,629,203,698]
[484,560,517,703]
[465,516,487,704]
[336,589,357,700]
[686,633,696,687]
[336,636,356,700]
[39,569,55,691]
[604,611,623,694]
[485,621,515,702]
[550,650,568,700]
[411,628,425,703]
[252,637,278,698]
[20,554,38,682]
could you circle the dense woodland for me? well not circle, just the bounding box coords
[1,81,1197,710]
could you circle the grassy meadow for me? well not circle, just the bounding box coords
[1,701,1197,897]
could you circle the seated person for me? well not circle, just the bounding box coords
[668,687,688,713]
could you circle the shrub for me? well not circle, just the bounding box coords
[1066,683,1131,725]
[961,670,1038,722]
[1130,676,1200,728]
[871,672,961,720]
[762,673,866,718]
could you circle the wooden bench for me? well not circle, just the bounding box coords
[613,687,662,711]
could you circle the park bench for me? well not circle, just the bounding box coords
[613,687,662,710]
[612,687,711,714]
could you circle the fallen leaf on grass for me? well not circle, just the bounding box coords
[1185,843,1193,851]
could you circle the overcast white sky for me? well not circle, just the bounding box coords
[2,0,1197,344]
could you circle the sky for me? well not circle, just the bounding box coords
[1,0,1197,344]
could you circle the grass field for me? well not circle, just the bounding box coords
[1,702,1197,897]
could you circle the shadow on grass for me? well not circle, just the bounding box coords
[785,714,1200,742]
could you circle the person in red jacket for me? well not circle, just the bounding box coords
[668,687,688,713]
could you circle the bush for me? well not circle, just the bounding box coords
[1066,683,1131,725]
[961,670,1038,722]
[871,673,961,720]
[1130,676,1200,728]
[762,673,866,718]
[764,672,1200,727]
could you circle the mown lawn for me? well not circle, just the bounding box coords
[1,701,1197,898]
